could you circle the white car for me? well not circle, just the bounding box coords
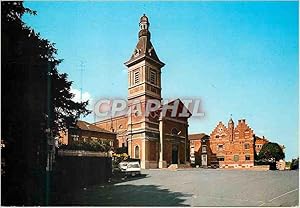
[119,161,128,171]
[119,161,141,176]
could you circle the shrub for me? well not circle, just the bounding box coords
[60,140,110,152]
[291,158,299,170]
[115,146,128,154]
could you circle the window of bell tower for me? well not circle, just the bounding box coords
[150,70,156,85]
[134,71,140,84]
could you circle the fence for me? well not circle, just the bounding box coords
[51,150,112,203]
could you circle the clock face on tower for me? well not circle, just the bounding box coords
[218,127,223,133]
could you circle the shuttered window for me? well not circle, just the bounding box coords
[150,70,156,84]
[134,71,140,84]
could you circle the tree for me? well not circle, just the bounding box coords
[258,142,285,162]
[2,1,90,205]
[290,158,299,170]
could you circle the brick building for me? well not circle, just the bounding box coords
[94,15,191,169]
[95,115,128,148]
[189,119,286,169]
[209,118,255,168]
[254,135,269,154]
[60,120,117,147]
[189,133,212,166]
[189,118,278,168]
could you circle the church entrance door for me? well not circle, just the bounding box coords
[172,144,178,164]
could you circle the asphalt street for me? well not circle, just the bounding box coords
[59,168,299,206]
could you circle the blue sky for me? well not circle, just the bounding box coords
[23,1,298,160]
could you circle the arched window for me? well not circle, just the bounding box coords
[135,145,140,159]
[171,128,180,135]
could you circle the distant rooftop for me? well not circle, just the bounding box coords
[188,133,208,140]
[75,120,116,134]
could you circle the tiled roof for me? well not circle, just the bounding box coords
[255,135,269,142]
[161,98,192,118]
[76,120,116,134]
[189,133,208,140]
[93,114,128,124]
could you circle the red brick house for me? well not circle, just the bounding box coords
[59,120,117,147]
[189,119,255,168]
[209,118,255,168]
[254,135,269,154]
[254,135,285,156]
[190,118,285,168]
[189,133,213,167]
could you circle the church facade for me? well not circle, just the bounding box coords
[94,15,191,169]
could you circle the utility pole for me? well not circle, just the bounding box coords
[79,61,85,119]
[45,62,52,205]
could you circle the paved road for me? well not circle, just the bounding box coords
[60,169,299,206]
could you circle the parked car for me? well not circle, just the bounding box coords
[118,161,141,176]
[119,161,128,171]
[125,161,141,176]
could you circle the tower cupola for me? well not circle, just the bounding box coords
[125,14,164,67]
[139,14,149,30]
[139,14,150,38]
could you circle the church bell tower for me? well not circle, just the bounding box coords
[124,14,165,169]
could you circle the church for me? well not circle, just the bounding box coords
[94,15,192,169]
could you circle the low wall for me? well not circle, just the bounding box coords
[58,149,111,157]
[52,150,112,200]
[252,165,270,171]
[221,163,254,169]
[216,165,270,171]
